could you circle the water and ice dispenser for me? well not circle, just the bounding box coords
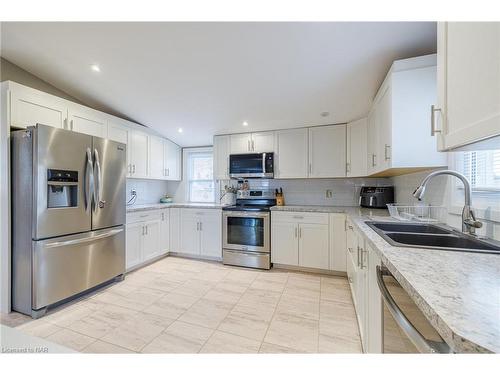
[47,169,78,208]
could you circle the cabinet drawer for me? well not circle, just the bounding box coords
[182,208,221,218]
[271,211,329,225]
[127,210,161,224]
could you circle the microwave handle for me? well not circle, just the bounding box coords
[262,152,266,173]
[376,266,451,354]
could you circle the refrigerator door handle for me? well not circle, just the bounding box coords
[85,148,94,213]
[43,228,124,248]
[93,148,102,210]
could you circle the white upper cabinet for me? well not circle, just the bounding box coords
[149,135,165,179]
[367,55,447,176]
[67,104,107,137]
[129,130,149,179]
[347,118,368,177]
[230,133,252,154]
[213,135,230,180]
[308,125,346,178]
[435,22,500,150]
[276,128,308,178]
[7,82,67,129]
[251,132,275,153]
[164,139,181,181]
[107,118,132,177]
[229,131,275,154]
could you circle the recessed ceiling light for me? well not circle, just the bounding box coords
[178,128,183,133]
[242,121,249,127]
[90,64,100,72]
[320,111,330,117]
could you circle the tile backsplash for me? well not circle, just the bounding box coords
[218,177,391,206]
[126,178,169,205]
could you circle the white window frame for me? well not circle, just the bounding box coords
[447,152,500,223]
[184,147,215,203]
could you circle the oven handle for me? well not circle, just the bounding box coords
[223,211,270,218]
[376,266,452,354]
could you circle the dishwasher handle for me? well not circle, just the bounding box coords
[376,265,452,354]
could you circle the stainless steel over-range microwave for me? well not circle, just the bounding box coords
[229,152,274,178]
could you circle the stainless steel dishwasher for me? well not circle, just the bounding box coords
[376,265,452,353]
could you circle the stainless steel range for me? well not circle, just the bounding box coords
[222,189,276,270]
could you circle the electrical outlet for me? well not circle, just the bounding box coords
[130,189,137,197]
[326,189,333,198]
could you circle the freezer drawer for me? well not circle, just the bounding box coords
[31,226,125,311]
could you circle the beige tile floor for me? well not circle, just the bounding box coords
[6,256,362,353]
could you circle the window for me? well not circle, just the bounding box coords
[459,150,500,191]
[186,149,215,202]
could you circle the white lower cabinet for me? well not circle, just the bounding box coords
[126,209,169,271]
[271,221,299,266]
[329,214,347,272]
[271,211,334,270]
[178,209,222,259]
[346,218,383,353]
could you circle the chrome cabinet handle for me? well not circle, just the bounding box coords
[252,139,255,151]
[247,140,251,152]
[384,144,391,161]
[376,266,451,353]
[309,163,312,174]
[346,162,351,173]
[372,154,377,167]
[292,215,304,219]
[142,226,145,235]
[357,246,361,267]
[70,119,74,131]
[295,227,298,238]
[431,105,442,136]
[299,227,302,238]
[84,148,94,213]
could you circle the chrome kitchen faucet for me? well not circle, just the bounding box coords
[413,170,482,235]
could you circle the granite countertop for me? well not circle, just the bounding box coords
[273,204,500,353]
[270,204,390,217]
[350,215,500,354]
[126,202,224,212]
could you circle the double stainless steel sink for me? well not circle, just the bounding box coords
[366,221,500,254]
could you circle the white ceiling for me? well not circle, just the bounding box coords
[1,22,436,147]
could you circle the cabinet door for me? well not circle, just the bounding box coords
[169,208,181,252]
[251,132,275,152]
[329,215,347,272]
[142,220,161,261]
[107,119,131,176]
[149,136,165,179]
[126,222,143,270]
[366,109,378,174]
[298,223,329,269]
[347,118,368,177]
[276,128,308,178]
[367,244,382,353]
[164,139,181,180]
[230,133,252,154]
[180,210,200,255]
[68,105,107,137]
[159,210,170,255]
[199,211,222,258]
[437,22,500,150]
[271,221,299,265]
[129,130,149,178]
[10,86,67,129]
[355,233,368,351]
[213,135,230,180]
[376,85,392,171]
[308,125,346,178]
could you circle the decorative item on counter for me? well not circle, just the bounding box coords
[220,185,237,206]
[275,187,284,206]
[242,179,249,190]
[160,194,173,203]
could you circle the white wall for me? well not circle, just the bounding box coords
[126,179,169,205]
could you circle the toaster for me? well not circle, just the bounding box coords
[359,186,394,209]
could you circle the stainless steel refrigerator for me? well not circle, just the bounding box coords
[11,124,126,318]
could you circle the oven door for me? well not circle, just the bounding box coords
[223,211,270,253]
[229,153,272,178]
